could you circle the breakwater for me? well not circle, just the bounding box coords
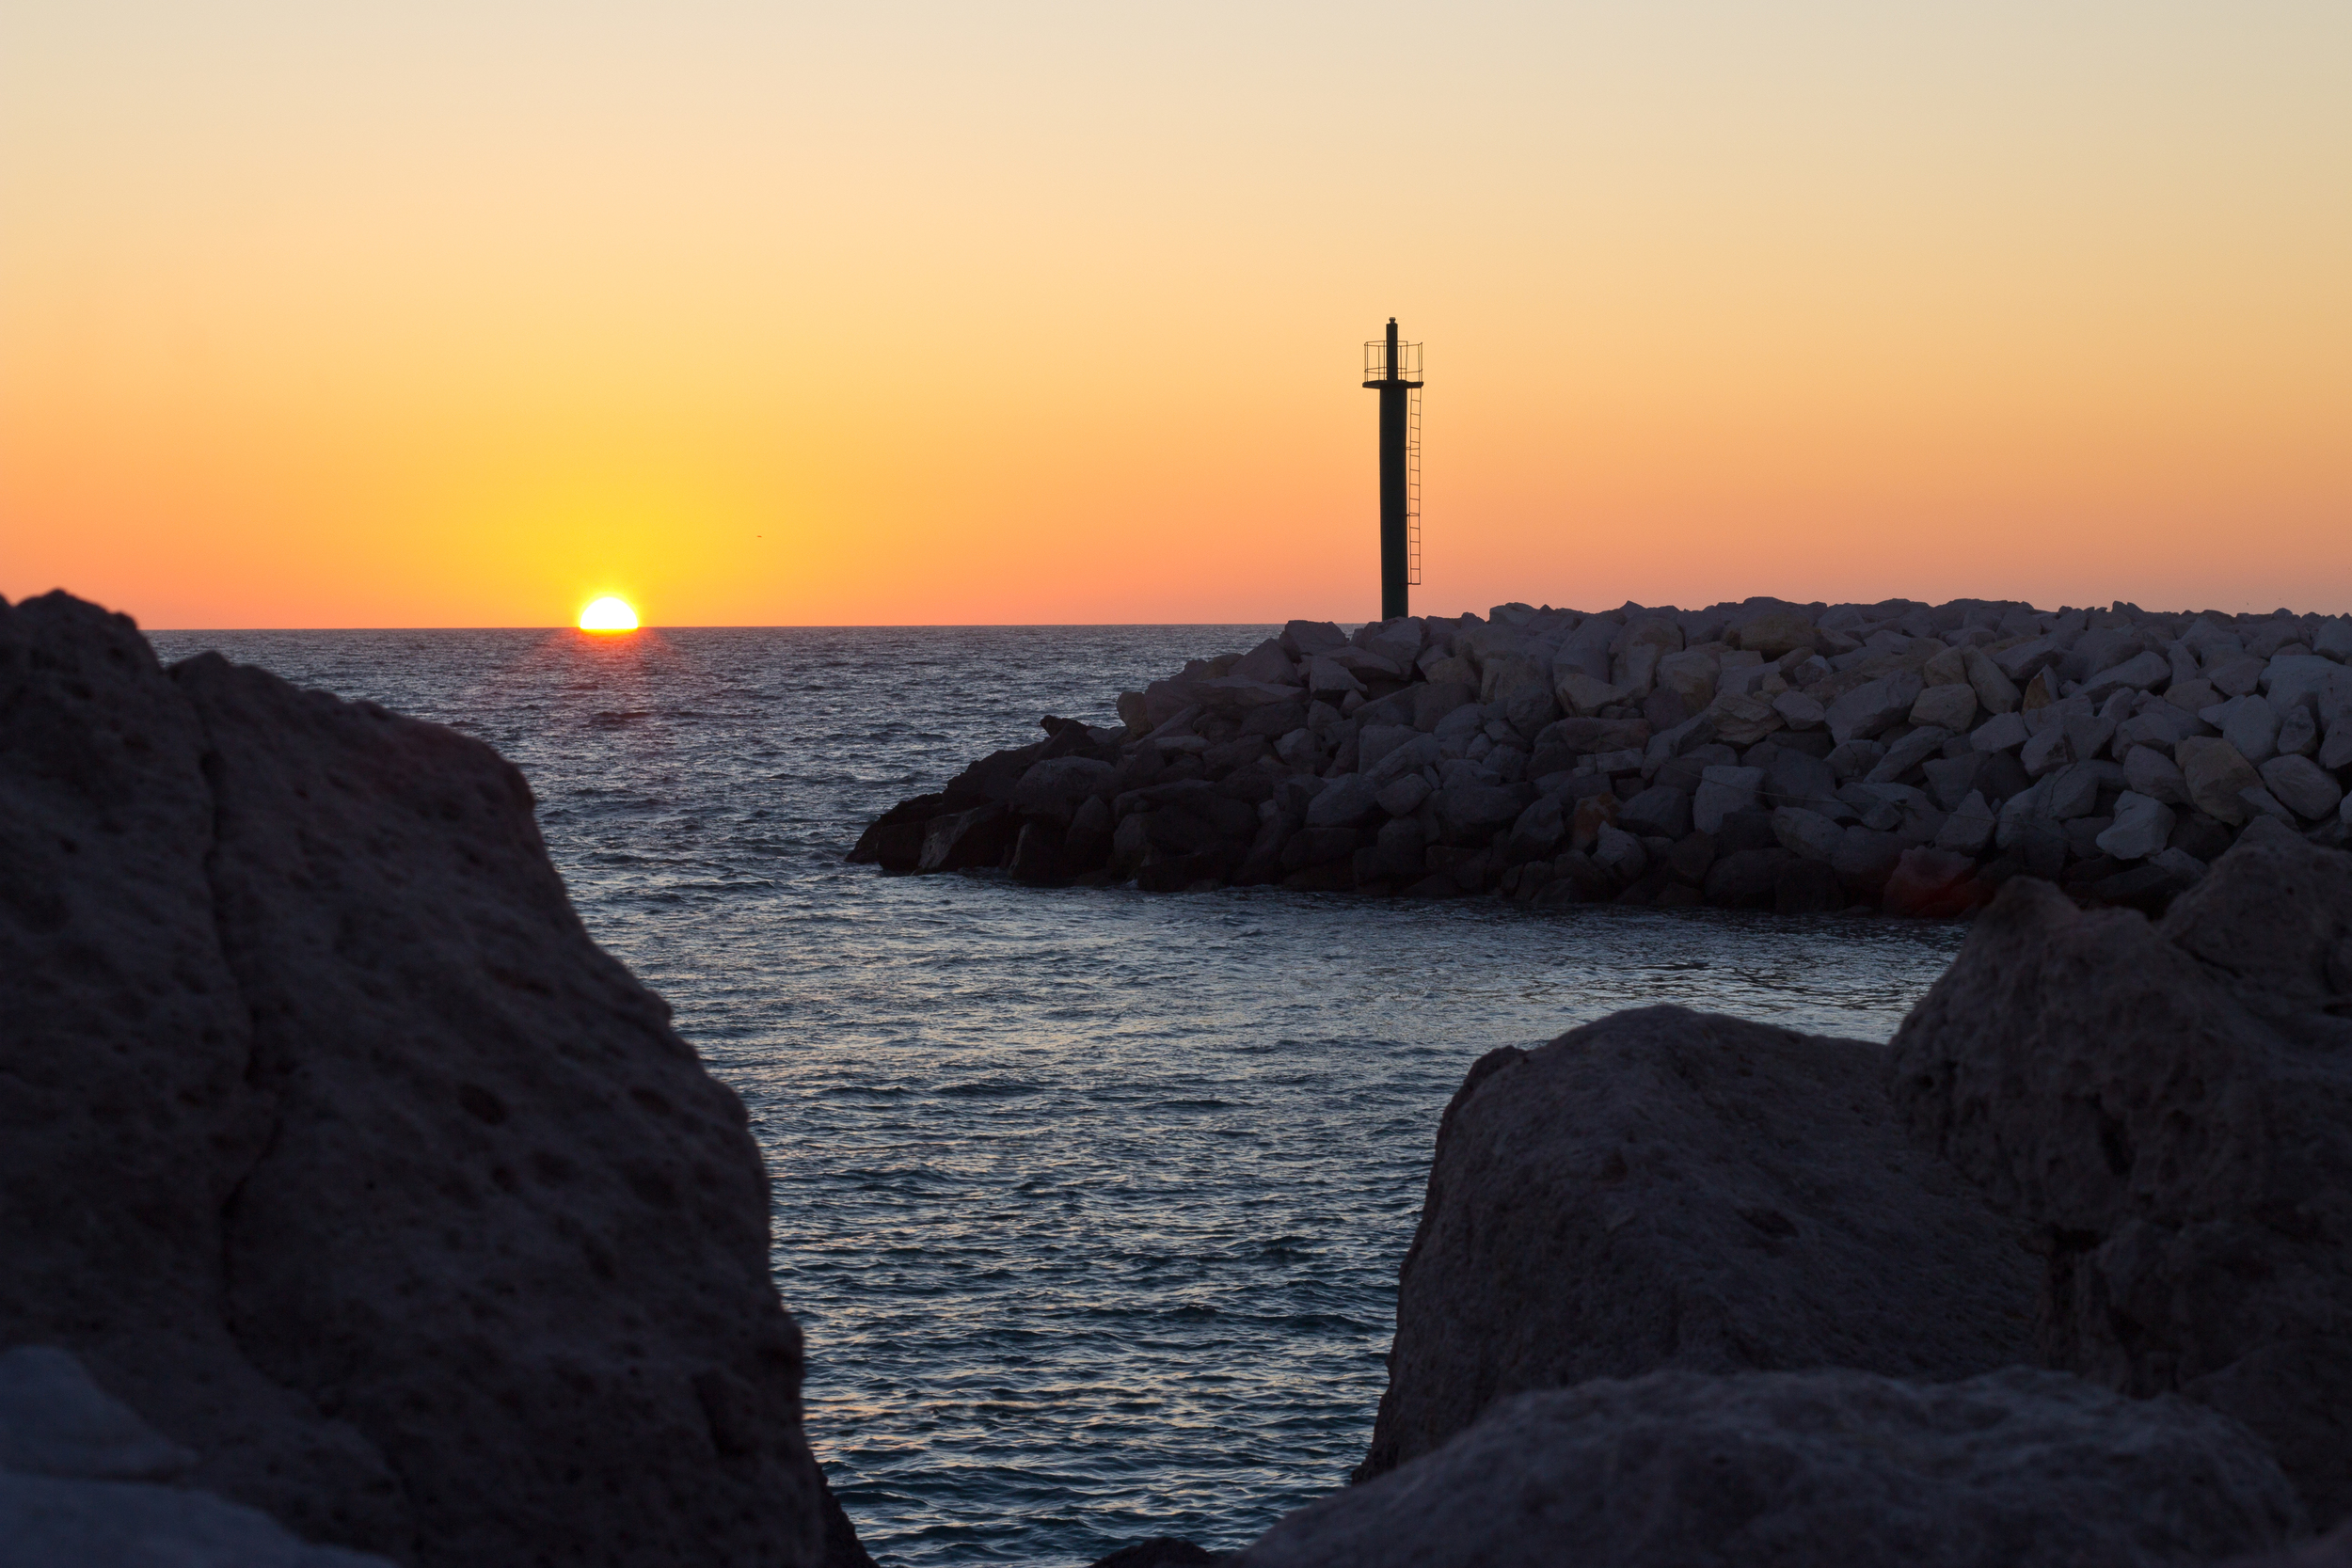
[853,598,2352,917]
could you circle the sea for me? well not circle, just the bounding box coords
[145,625,1969,1567]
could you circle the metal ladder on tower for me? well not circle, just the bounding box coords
[1406,387,1422,586]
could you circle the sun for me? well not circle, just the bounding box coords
[579,596,639,632]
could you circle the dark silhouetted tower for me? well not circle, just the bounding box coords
[1362,319,1422,622]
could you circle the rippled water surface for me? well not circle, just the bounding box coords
[147,626,1966,1565]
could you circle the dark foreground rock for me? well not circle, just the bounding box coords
[856,600,2352,919]
[0,1343,398,1566]
[2224,1521,2352,1567]
[1890,823,2352,1527]
[1239,1369,2301,1568]
[1087,1539,1225,1567]
[0,593,862,1566]
[1357,1006,2036,1479]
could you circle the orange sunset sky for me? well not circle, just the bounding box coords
[4,2,2348,629]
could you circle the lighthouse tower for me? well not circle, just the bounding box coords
[1362,319,1423,622]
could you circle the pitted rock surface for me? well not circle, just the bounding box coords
[1357,1005,2036,1479]
[1889,826,2352,1525]
[1244,1368,2300,1568]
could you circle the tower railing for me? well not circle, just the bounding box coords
[1362,339,1424,385]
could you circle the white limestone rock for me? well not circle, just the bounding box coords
[1356,722,1420,774]
[2277,704,2321,757]
[1551,670,1627,717]
[2095,792,2177,862]
[1228,638,1297,685]
[1655,648,1722,711]
[2313,617,2352,663]
[1935,791,1997,856]
[1825,671,1925,746]
[1592,824,1647,883]
[2116,698,2210,753]
[2177,736,2264,825]
[1963,645,2022,714]
[1375,773,1431,818]
[1709,690,1784,746]
[2240,784,2297,824]
[2225,695,2281,767]
[1971,711,2029,753]
[1304,772,1380,830]
[1772,806,1845,863]
[1910,681,1978,732]
[2264,653,2352,717]
[2080,649,2169,701]
[1692,765,1764,833]
[1867,725,1950,785]
[2123,744,2191,805]
[2261,754,2345,823]
[1304,655,1365,698]
[2324,716,2352,773]
[1772,689,1826,731]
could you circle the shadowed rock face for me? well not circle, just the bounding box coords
[1888,826,2352,1528]
[1356,1005,2037,1480]
[2220,1520,2352,1568]
[0,592,850,1566]
[1244,1369,2301,1568]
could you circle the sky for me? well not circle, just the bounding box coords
[3,1,2347,628]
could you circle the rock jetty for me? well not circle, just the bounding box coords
[853,599,2352,915]
[0,592,869,1568]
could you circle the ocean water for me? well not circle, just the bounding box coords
[145,625,1968,1566]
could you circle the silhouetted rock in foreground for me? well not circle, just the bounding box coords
[1891,822,2352,1528]
[0,1344,397,1566]
[0,592,859,1566]
[1357,1006,2037,1480]
[1087,1538,1225,1567]
[2223,1521,2352,1568]
[1239,1369,2300,1568]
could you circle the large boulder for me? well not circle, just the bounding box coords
[1246,1368,2302,1568]
[1356,1006,2036,1480]
[0,593,853,1567]
[1824,670,1924,745]
[2178,736,2264,824]
[1010,754,1117,824]
[1888,828,2352,1526]
[1435,783,1530,845]
[1479,651,1558,738]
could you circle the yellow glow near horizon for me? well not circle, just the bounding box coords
[2,3,2348,626]
[578,595,638,632]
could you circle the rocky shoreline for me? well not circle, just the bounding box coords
[7,588,2351,1567]
[852,599,2352,917]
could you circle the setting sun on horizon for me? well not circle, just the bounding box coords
[578,595,639,632]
